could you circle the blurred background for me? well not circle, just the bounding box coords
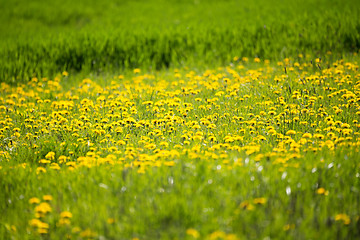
[1,0,359,82]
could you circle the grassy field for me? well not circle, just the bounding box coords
[1,0,360,83]
[1,0,360,239]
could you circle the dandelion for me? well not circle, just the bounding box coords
[35,202,52,214]
[253,197,267,204]
[60,211,73,218]
[45,152,55,160]
[316,188,328,195]
[209,231,227,240]
[239,200,254,210]
[286,130,296,135]
[36,167,46,174]
[58,218,71,226]
[29,197,40,204]
[335,213,351,225]
[302,133,312,138]
[80,228,97,238]
[29,219,43,227]
[186,228,200,238]
[42,195,53,201]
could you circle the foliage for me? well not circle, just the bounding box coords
[1,55,360,239]
[0,0,360,83]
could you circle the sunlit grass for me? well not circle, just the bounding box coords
[1,0,360,83]
[1,55,360,239]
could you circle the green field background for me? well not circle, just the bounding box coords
[1,0,360,82]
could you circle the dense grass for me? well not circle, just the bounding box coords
[1,0,360,83]
[1,56,360,239]
[2,151,359,239]
[1,0,360,239]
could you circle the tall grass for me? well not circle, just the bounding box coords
[0,0,359,83]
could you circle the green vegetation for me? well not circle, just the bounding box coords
[2,56,360,239]
[1,0,360,83]
[1,0,360,239]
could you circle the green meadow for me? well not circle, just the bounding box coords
[1,0,360,239]
[1,0,360,82]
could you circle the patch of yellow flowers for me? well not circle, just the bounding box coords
[0,58,359,176]
[1,56,359,238]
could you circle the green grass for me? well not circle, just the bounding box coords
[2,150,359,239]
[1,55,360,239]
[1,0,360,83]
[1,0,360,239]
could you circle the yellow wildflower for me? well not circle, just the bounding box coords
[186,228,200,238]
[29,197,40,204]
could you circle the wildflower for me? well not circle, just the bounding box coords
[37,227,48,234]
[39,159,51,164]
[186,228,200,238]
[60,211,73,218]
[209,230,226,240]
[302,133,312,138]
[58,218,71,226]
[35,202,52,214]
[58,155,67,164]
[286,130,296,135]
[316,188,329,195]
[45,152,55,160]
[163,161,175,166]
[29,219,43,227]
[335,213,351,225]
[239,200,254,210]
[43,195,53,201]
[253,197,267,204]
[80,228,97,238]
[36,167,46,174]
[29,197,40,204]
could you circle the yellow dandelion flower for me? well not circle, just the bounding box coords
[80,228,97,238]
[253,197,267,204]
[316,188,328,195]
[29,197,40,204]
[37,228,48,234]
[186,228,200,238]
[335,213,351,225]
[35,202,52,214]
[58,218,71,226]
[36,167,46,174]
[29,218,42,227]
[60,211,73,218]
[239,200,255,210]
[163,161,175,167]
[209,230,226,240]
[43,195,53,201]
[302,133,312,138]
[286,130,296,135]
[45,152,55,160]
